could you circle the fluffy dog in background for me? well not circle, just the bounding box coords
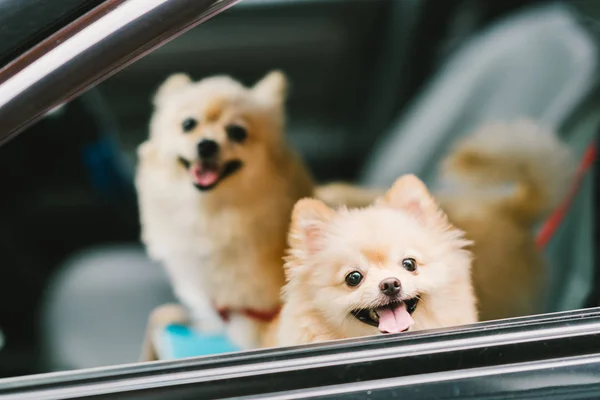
[136,71,313,351]
[316,120,574,321]
[436,120,574,320]
[263,175,477,347]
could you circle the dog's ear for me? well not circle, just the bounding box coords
[153,73,192,107]
[252,70,287,106]
[379,174,448,227]
[289,198,334,257]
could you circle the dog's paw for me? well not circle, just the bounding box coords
[192,313,225,335]
[226,315,261,349]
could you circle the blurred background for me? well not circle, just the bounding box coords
[0,0,598,378]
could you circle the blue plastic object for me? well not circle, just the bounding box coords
[155,324,241,360]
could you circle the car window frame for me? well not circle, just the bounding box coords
[2,307,600,399]
[0,0,240,146]
[0,0,108,69]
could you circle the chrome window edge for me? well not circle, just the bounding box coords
[0,0,241,146]
[2,307,600,399]
[240,353,600,400]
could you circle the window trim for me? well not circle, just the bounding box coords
[2,307,600,399]
[0,0,108,69]
[244,353,600,399]
[0,0,240,146]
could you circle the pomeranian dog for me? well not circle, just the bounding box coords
[136,70,313,350]
[436,120,574,320]
[262,174,477,347]
[315,119,574,321]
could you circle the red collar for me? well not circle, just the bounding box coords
[216,306,281,323]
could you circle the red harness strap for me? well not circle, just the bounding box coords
[536,142,597,250]
[216,306,281,323]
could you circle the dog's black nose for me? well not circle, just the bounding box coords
[197,139,219,158]
[379,278,401,297]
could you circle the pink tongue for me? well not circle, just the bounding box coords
[191,164,219,186]
[377,303,414,333]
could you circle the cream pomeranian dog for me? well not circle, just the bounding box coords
[315,120,574,322]
[262,174,477,347]
[136,70,313,350]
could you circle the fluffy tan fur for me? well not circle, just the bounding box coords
[136,71,313,349]
[437,120,574,320]
[314,120,575,321]
[263,175,477,347]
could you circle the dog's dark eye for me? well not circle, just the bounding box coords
[345,271,363,287]
[182,118,197,133]
[226,124,248,143]
[402,258,417,272]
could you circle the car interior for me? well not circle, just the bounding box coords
[0,0,598,388]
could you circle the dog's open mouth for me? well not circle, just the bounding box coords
[351,297,419,334]
[178,157,242,191]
